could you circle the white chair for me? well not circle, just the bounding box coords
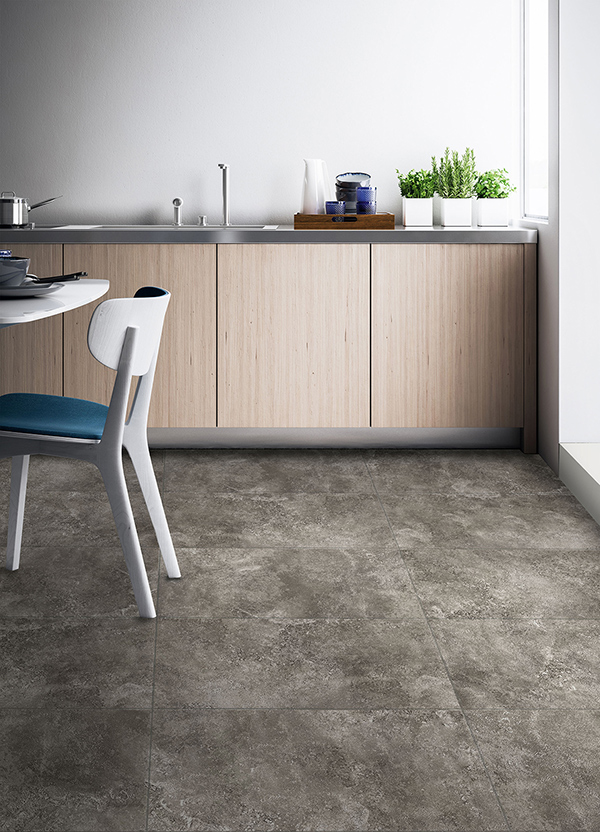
[0,286,181,618]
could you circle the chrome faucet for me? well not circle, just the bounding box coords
[218,163,230,226]
[172,197,183,226]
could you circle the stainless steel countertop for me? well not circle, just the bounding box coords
[0,224,538,244]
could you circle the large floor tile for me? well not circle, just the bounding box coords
[467,710,600,831]
[10,487,159,550]
[0,709,150,831]
[0,618,156,708]
[0,456,9,489]
[0,545,159,618]
[431,619,600,708]
[163,448,374,493]
[0,451,164,495]
[380,493,600,549]
[148,709,507,831]
[0,452,165,546]
[403,548,600,619]
[366,449,566,497]
[163,492,397,549]
[153,619,457,709]
[157,546,424,620]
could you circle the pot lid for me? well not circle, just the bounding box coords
[0,192,27,203]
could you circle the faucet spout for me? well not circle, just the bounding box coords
[218,163,230,227]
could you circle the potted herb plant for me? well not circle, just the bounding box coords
[474,168,516,226]
[396,168,436,226]
[431,147,476,226]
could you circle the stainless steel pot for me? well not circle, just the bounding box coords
[0,192,62,227]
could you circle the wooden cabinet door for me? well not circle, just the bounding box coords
[372,244,525,428]
[0,243,63,396]
[63,244,216,427]
[218,244,370,428]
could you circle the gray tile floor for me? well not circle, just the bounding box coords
[1,449,600,831]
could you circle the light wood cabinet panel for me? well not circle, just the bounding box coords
[372,244,526,429]
[63,244,216,427]
[0,243,63,396]
[218,244,370,428]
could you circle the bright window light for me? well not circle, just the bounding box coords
[523,0,549,220]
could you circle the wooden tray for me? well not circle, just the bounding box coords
[294,212,395,230]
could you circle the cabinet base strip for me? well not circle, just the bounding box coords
[147,427,521,449]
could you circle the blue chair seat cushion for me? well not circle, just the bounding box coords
[0,393,109,440]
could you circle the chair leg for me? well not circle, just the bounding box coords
[125,437,181,579]
[6,455,30,571]
[98,454,156,618]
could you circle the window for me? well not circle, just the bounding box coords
[522,0,549,220]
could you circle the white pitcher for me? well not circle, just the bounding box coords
[301,159,331,214]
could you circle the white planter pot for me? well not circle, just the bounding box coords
[440,198,472,227]
[477,198,510,226]
[402,197,433,227]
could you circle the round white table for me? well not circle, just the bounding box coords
[0,279,109,327]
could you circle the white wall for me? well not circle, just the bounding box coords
[0,0,520,226]
[559,0,600,444]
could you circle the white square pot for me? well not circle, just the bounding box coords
[402,197,433,227]
[477,198,510,226]
[440,198,472,227]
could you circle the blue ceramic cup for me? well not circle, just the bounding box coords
[356,186,377,202]
[326,201,346,215]
[356,201,377,215]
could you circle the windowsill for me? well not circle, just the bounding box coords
[520,216,549,225]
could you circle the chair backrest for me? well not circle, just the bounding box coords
[87,286,170,376]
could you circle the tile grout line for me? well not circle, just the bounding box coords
[364,459,513,832]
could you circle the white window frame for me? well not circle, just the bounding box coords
[521,0,549,222]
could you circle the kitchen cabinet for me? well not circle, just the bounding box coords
[1,238,535,449]
[371,244,536,451]
[62,244,217,427]
[0,243,63,397]
[217,244,370,427]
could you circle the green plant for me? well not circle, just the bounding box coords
[474,168,516,199]
[431,147,477,198]
[396,168,436,198]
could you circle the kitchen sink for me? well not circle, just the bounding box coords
[96,224,278,230]
[43,224,279,231]
[192,225,279,230]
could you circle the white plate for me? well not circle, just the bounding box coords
[0,282,64,299]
